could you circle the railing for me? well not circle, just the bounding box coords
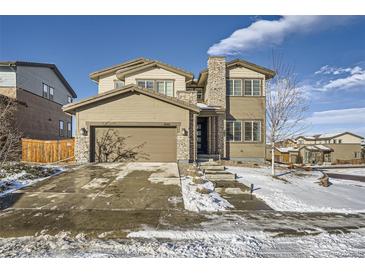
[22,138,75,164]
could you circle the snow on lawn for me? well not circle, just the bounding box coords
[226,166,365,213]
[1,228,364,257]
[0,163,64,197]
[180,176,233,212]
[323,168,365,176]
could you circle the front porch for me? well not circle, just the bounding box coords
[195,108,225,161]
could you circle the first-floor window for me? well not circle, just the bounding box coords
[67,122,72,138]
[226,120,242,142]
[354,152,361,158]
[244,121,261,142]
[59,120,64,137]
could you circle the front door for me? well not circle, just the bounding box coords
[197,117,208,154]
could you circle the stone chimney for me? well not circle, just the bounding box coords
[205,56,226,108]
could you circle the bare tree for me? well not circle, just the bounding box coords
[0,95,21,167]
[95,128,148,162]
[266,54,309,176]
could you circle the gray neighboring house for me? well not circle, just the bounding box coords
[0,61,77,140]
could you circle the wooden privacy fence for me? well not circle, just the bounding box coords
[22,138,75,164]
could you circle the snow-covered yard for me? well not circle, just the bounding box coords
[0,163,64,197]
[323,168,365,176]
[227,166,365,213]
[180,176,233,212]
[1,226,364,258]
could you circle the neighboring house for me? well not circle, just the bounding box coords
[0,61,77,140]
[266,145,299,164]
[63,56,275,163]
[276,132,364,165]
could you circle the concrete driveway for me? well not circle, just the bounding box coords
[0,162,196,238]
[1,162,183,211]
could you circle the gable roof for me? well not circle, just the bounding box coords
[90,57,194,81]
[0,61,77,98]
[296,132,364,141]
[197,58,276,85]
[299,145,333,152]
[62,84,200,114]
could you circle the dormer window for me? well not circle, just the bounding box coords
[136,79,174,96]
[114,80,124,89]
[137,80,154,89]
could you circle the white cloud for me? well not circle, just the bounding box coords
[303,108,365,137]
[305,107,365,125]
[322,67,365,90]
[315,65,362,76]
[207,16,350,55]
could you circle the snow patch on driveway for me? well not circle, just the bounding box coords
[227,166,365,213]
[115,162,180,185]
[180,176,233,212]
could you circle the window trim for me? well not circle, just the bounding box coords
[49,87,54,101]
[113,80,125,89]
[226,78,263,97]
[136,79,175,97]
[59,120,64,137]
[43,83,49,99]
[67,122,72,138]
[226,120,242,142]
[227,79,243,96]
[243,120,262,143]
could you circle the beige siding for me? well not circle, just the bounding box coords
[329,134,363,144]
[227,67,266,96]
[97,67,187,96]
[125,67,186,96]
[76,91,190,133]
[326,144,363,162]
[98,73,119,94]
[225,97,266,161]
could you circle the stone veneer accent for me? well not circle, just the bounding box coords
[217,115,225,158]
[189,112,197,161]
[205,56,226,108]
[176,90,197,105]
[177,135,189,161]
[75,135,89,163]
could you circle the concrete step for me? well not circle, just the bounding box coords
[200,161,220,166]
[205,171,236,181]
[200,165,225,171]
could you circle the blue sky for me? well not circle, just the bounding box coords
[1,16,365,137]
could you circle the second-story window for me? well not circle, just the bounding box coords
[244,79,261,96]
[114,80,124,89]
[156,80,174,96]
[137,80,154,89]
[49,87,54,101]
[43,83,49,98]
[227,79,242,96]
[67,96,73,104]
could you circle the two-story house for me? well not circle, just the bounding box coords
[0,61,77,140]
[63,57,275,163]
[296,132,364,164]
